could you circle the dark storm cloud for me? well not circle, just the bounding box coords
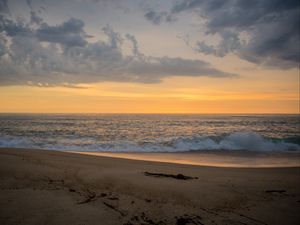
[26,0,33,9]
[0,0,9,14]
[0,12,234,87]
[0,15,31,36]
[36,18,88,47]
[144,10,166,25]
[144,9,176,25]
[197,30,242,57]
[170,0,300,68]
[144,10,176,25]
[30,11,43,25]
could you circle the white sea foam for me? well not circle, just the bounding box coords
[173,132,299,152]
[0,132,299,152]
[0,135,33,148]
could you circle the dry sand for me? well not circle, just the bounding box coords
[0,148,299,225]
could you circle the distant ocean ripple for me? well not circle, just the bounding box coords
[0,114,299,152]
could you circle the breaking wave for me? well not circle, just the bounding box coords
[0,132,299,152]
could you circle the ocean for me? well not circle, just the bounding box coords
[0,114,299,152]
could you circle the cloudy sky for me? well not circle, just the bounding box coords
[0,0,299,113]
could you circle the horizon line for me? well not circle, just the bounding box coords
[0,112,298,115]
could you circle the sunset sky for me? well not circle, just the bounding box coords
[0,0,299,113]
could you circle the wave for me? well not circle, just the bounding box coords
[0,132,299,152]
[172,132,300,152]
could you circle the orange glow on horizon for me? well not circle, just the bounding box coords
[0,71,299,114]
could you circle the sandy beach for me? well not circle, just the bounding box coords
[0,148,299,225]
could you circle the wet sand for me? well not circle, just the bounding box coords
[0,148,299,225]
[71,150,300,168]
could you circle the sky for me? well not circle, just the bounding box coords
[0,0,299,113]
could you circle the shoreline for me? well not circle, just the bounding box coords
[0,148,299,225]
[1,147,299,168]
[69,150,300,168]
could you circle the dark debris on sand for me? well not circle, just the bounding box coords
[175,215,204,225]
[144,172,198,180]
[265,190,286,194]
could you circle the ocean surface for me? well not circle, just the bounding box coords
[0,114,299,152]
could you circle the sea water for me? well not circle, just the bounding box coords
[0,114,299,152]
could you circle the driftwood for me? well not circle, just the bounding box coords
[77,189,96,204]
[265,190,286,194]
[103,202,127,217]
[143,172,198,180]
